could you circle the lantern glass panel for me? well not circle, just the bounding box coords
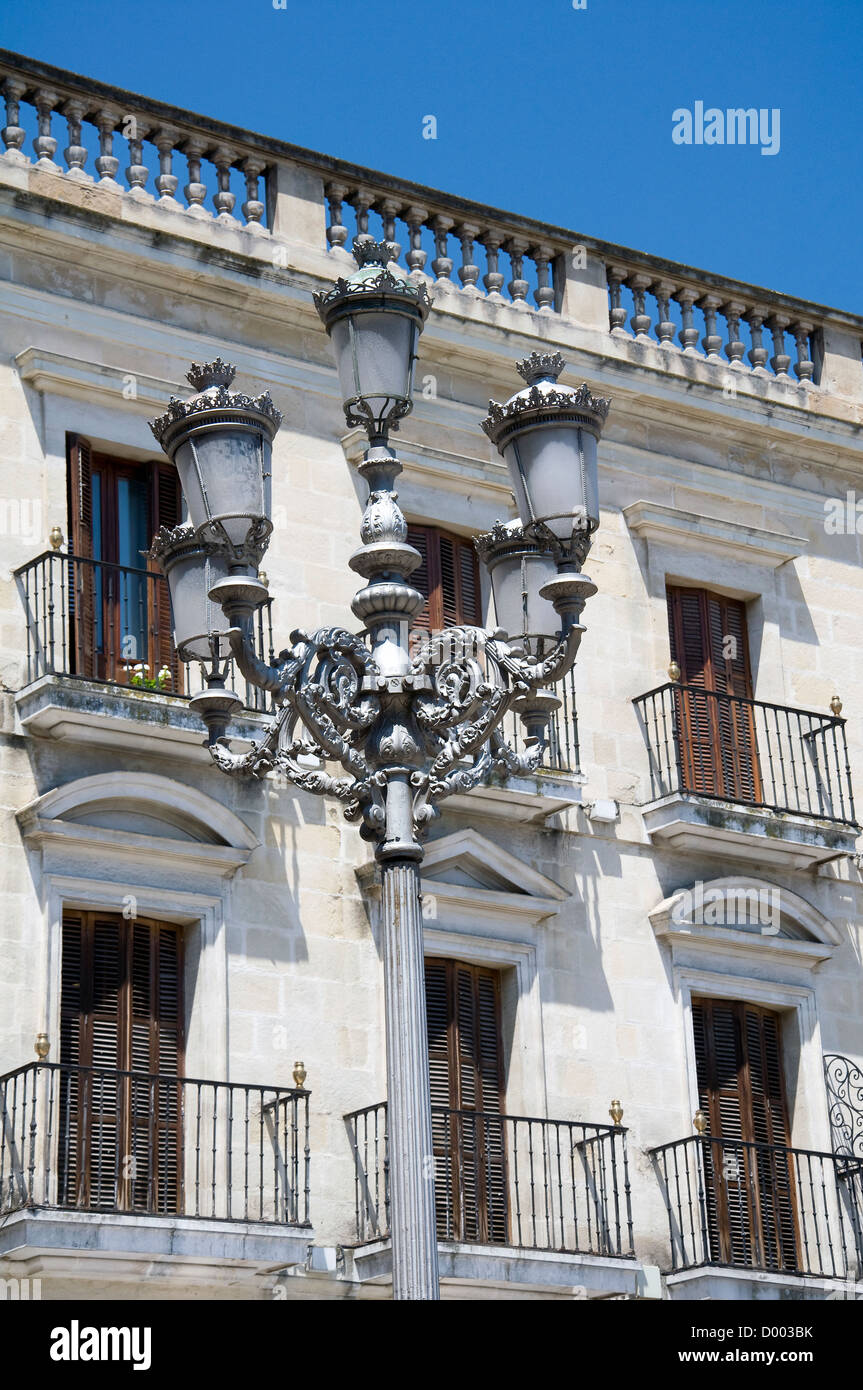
[173,428,271,547]
[166,546,233,662]
[489,547,560,650]
[331,311,416,420]
[505,425,599,541]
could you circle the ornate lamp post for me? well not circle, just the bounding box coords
[149,237,610,1301]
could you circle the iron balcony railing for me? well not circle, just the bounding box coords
[651,1133,863,1280]
[345,1101,634,1257]
[503,665,581,776]
[14,549,274,714]
[0,1061,311,1227]
[634,681,856,826]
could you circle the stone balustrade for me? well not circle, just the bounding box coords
[2,48,862,400]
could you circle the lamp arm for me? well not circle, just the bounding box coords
[492,619,583,693]
[225,617,285,696]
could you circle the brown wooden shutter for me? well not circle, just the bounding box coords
[407,526,482,632]
[58,911,184,1214]
[667,586,761,802]
[424,958,507,1242]
[692,998,798,1271]
[66,434,97,678]
[149,463,183,692]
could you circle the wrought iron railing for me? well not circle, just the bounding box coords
[651,1133,863,1280]
[14,549,274,714]
[633,681,856,826]
[503,665,581,776]
[825,1054,863,1159]
[345,1101,633,1257]
[0,1061,311,1226]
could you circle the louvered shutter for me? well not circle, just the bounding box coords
[424,959,507,1243]
[149,463,183,693]
[693,998,798,1271]
[667,586,761,802]
[66,434,97,678]
[58,912,183,1215]
[407,526,482,633]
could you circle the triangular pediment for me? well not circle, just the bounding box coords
[420,828,567,901]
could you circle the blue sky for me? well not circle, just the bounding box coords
[4,0,861,312]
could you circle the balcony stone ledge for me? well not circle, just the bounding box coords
[665,1265,862,1301]
[641,792,859,870]
[14,674,268,759]
[349,1238,649,1299]
[0,1207,312,1280]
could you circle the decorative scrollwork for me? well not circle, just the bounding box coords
[824,1054,863,1157]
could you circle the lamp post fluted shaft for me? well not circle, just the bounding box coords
[149,239,610,1302]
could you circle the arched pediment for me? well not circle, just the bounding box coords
[18,771,257,879]
[649,875,838,971]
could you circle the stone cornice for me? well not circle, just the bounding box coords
[622,500,807,566]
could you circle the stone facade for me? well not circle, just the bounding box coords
[0,52,862,1301]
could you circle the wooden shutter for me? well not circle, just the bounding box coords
[58,911,184,1214]
[149,462,183,692]
[424,958,507,1243]
[66,434,97,678]
[693,998,798,1271]
[407,526,482,632]
[667,585,761,802]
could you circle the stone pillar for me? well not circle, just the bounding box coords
[558,245,612,330]
[267,159,327,247]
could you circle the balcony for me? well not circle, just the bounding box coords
[13,549,274,754]
[345,1102,641,1297]
[0,1061,311,1281]
[651,1133,863,1299]
[633,682,859,867]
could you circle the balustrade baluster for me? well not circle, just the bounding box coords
[607,265,628,333]
[699,294,723,358]
[154,127,181,207]
[767,313,791,376]
[628,273,652,338]
[457,222,481,293]
[675,288,700,352]
[532,243,555,312]
[506,237,530,304]
[723,299,747,366]
[32,89,60,172]
[1,78,28,165]
[241,157,266,232]
[62,99,90,181]
[94,108,120,185]
[353,187,372,237]
[404,205,428,276]
[745,309,769,371]
[430,214,454,282]
[126,122,151,199]
[791,320,815,382]
[183,137,208,217]
[380,198,402,262]
[212,146,237,221]
[483,232,505,299]
[325,181,349,251]
[652,280,677,346]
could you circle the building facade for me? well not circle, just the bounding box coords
[0,49,862,1301]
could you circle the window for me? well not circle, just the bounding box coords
[58,910,184,1212]
[693,997,798,1271]
[666,584,760,802]
[66,434,180,686]
[407,525,482,632]
[425,957,507,1243]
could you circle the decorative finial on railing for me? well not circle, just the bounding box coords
[49,525,64,551]
[609,1098,624,1127]
[693,1109,708,1134]
[830,694,843,717]
[293,1060,307,1090]
[668,660,681,682]
[34,1032,50,1059]
[515,351,565,386]
[186,358,236,392]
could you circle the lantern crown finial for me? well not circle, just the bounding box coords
[186,358,236,392]
[516,351,565,387]
[352,234,398,270]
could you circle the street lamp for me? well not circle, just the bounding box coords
[149,238,610,1301]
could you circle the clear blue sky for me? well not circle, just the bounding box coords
[5,0,861,312]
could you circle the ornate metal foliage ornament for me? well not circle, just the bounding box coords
[824,1053,863,1158]
[149,237,611,1301]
